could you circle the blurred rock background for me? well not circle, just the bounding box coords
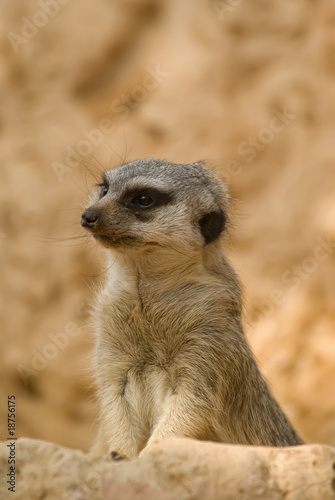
[0,0,334,451]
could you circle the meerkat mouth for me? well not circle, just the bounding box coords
[94,234,164,252]
[93,233,140,248]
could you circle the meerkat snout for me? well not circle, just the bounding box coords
[81,209,100,229]
[83,158,303,459]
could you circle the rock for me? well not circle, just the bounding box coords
[0,437,335,500]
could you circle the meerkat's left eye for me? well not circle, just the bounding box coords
[134,194,155,207]
[96,183,108,198]
[124,188,173,211]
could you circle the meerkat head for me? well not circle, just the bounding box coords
[81,158,228,254]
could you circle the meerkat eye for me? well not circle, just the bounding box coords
[134,194,155,207]
[96,182,108,198]
[123,188,173,211]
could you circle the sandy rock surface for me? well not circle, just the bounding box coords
[0,0,335,453]
[1,437,335,500]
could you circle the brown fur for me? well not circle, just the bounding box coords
[81,159,303,458]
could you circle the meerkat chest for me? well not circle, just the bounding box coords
[97,303,175,429]
[98,259,223,361]
[97,255,225,394]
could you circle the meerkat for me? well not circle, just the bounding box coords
[81,158,303,458]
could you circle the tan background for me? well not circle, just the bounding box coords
[1,0,335,451]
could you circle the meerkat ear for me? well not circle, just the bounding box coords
[199,209,226,244]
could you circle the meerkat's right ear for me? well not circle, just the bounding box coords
[199,209,226,244]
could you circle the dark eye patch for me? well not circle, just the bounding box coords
[122,188,173,212]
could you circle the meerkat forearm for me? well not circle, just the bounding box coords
[94,394,141,458]
[81,158,304,457]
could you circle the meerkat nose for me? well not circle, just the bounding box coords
[81,210,100,229]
